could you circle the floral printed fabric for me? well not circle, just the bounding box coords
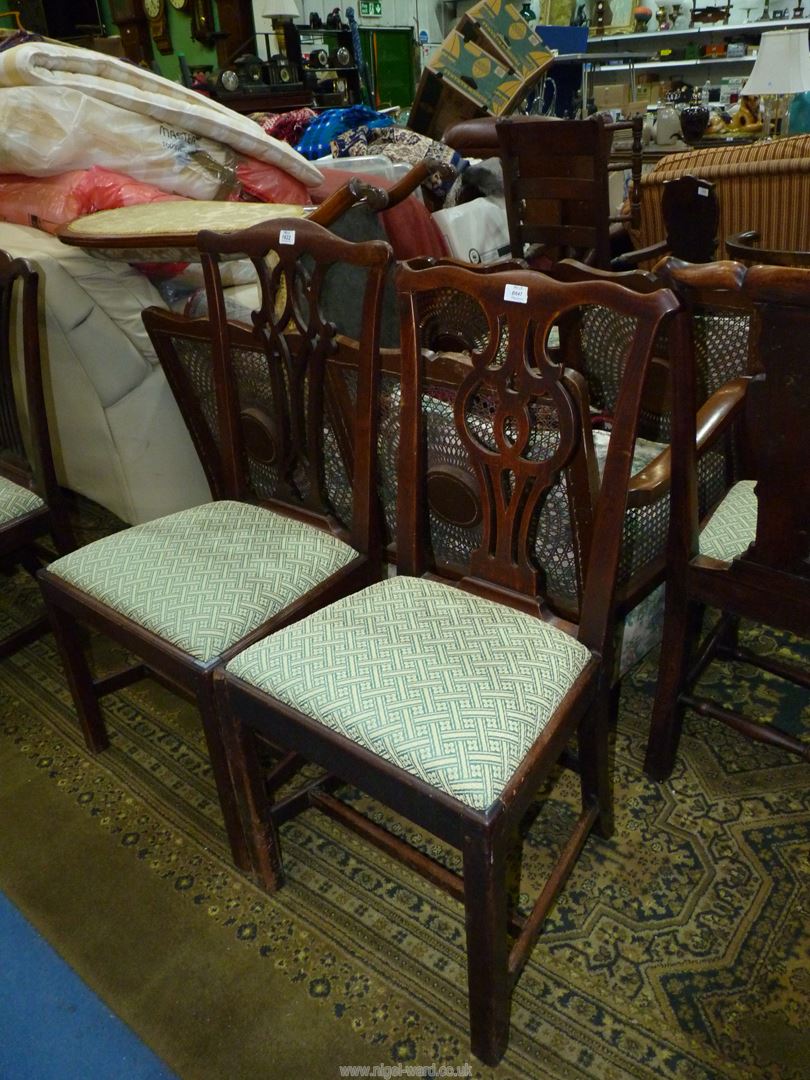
[330,125,465,198]
[249,108,317,146]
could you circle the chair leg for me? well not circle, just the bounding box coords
[644,593,705,781]
[578,688,614,839]
[215,686,286,890]
[198,678,256,875]
[462,827,510,1066]
[47,602,109,754]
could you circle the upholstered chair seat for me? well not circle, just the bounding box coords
[0,475,46,525]
[697,480,757,563]
[227,575,591,810]
[47,501,358,663]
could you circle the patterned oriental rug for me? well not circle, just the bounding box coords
[0,501,807,1080]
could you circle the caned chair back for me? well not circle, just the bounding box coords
[645,259,810,780]
[144,218,392,561]
[395,260,680,656]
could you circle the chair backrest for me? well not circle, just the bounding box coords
[0,250,61,509]
[660,175,720,264]
[496,115,642,269]
[143,218,392,562]
[394,260,680,654]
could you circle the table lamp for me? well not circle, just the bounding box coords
[742,28,810,137]
[263,0,302,69]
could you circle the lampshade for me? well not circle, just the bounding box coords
[742,28,810,95]
[262,0,300,17]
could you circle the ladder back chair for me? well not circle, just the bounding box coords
[496,114,643,270]
[0,250,74,659]
[219,263,680,1064]
[38,219,393,871]
[645,260,810,780]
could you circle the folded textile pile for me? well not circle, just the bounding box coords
[331,126,465,199]
[0,41,323,197]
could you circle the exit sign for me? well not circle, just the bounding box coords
[359,0,383,15]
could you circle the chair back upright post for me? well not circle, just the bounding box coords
[741,267,810,587]
[0,251,72,553]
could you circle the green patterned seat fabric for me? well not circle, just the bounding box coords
[699,480,757,563]
[227,576,592,811]
[0,475,45,525]
[48,501,358,663]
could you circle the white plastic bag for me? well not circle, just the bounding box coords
[0,86,239,200]
[431,196,510,264]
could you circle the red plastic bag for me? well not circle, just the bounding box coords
[0,166,184,233]
[233,157,310,205]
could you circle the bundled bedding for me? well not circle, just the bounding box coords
[0,41,323,198]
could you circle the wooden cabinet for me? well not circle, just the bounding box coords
[109,0,154,64]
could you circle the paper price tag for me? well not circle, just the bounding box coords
[504,283,528,304]
[698,186,709,197]
[279,229,296,245]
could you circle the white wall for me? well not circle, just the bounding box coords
[250,0,462,55]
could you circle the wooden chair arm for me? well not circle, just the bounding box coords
[725,230,810,267]
[384,158,457,209]
[308,177,389,228]
[626,377,749,507]
[611,241,669,271]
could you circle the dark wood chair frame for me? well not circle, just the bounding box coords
[0,251,74,660]
[495,114,643,270]
[38,218,393,872]
[219,262,681,1065]
[612,174,721,270]
[645,259,810,780]
[724,229,810,268]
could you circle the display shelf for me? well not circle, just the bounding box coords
[585,16,810,44]
[574,15,810,96]
[597,53,756,72]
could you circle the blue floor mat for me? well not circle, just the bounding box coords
[0,891,177,1080]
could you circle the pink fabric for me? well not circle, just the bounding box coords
[234,157,310,205]
[309,166,449,260]
[0,167,184,233]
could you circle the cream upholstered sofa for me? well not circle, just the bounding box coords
[0,221,211,525]
[632,133,810,258]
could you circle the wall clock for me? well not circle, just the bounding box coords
[143,0,172,53]
[190,0,217,46]
[168,0,191,9]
